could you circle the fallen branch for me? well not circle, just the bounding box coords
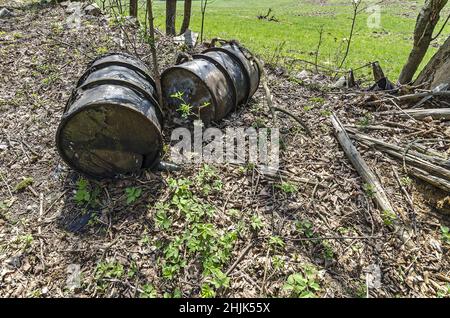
[272,106,312,136]
[367,91,450,106]
[407,165,450,192]
[377,108,450,120]
[331,114,394,216]
[331,113,412,243]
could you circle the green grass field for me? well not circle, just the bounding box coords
[132,0,450,80]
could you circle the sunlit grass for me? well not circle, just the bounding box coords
[122,0,450,80]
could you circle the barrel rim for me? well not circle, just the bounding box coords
[161,65,219,124]
[79,52,157,91]
[226,43,262,95]
[55,99,163,179]
[76,78,164,127]
[192,53,238,116]
[203,46,252,105]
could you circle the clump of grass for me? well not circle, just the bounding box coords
[277,181,298,194]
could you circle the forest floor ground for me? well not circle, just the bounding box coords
[0,1,449,298]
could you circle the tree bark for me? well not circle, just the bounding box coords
[147,0,163,108]
[179,0,192,35]
[166,0,177,36]
[398,0,448,84]
[415,36,450,88]
[129,0,138,17]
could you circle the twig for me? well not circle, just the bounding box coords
[225,242,253,276]
[272,106,312,137]
[392,168,417,233]
[314,25,324,74]
[38,193,46,270]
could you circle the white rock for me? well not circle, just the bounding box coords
[295,70,310,80]
[0,8,14,19]
[65,2,82,14]
[332,76,347,88]
[83,3,101,16]
[173,29,198,48]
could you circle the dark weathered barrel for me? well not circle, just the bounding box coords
[161,41,260,125]
[56,53,163,179]
[204,42,261,104]
[161,57,237,125]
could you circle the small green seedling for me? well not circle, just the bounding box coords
[250,215,264,231]
[441,226,450,244]
[140,284,157,298]
[269,236,285,249]
[277,182,298,194]
[283,266,320,298]
[382,210,397,227]
[125,187,142,204]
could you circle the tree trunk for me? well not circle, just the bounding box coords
[398,0,448,84]
[146,0,163,108]
[166,0,177,36]
[179,0,192,35]
[129,0,138,17]
[415,36,450,89]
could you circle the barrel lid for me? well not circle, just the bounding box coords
[76,78,164,128]
[161,65,218,125]
[56,85,163,179]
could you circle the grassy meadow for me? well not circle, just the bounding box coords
[123,0,450,80]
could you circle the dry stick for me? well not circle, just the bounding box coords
[367,91,450,106]
[0,172,13,198]
[337,0,361,71]
[358,140,450,181]
[251,52,310,135]
[272,106,312,137]
[347,130,450,171]
[332,114,394,214]
[314,25,324,74]
[260,249,270,296]
[146,0,163,108]
[256,60,278,126]
[407,166,450,192]
[38,193,46,270]
[281,234,383,241]
[225,242,253,276]
[378,108,450,120]
[330,113,412,244]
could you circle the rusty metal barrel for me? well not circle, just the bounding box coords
[161,40,261,125]
[56,53,163,178]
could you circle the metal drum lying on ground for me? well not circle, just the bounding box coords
[161,40,261,125]
[56,53,163,179]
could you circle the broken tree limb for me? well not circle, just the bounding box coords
[331,114,394,215]
[272,106,312,137]
[366,91,450,106]
[377,108,450,120]
[407,165,450,192]
[346,130,450,192]
[347,130,450,169]
[331,113,413,244]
